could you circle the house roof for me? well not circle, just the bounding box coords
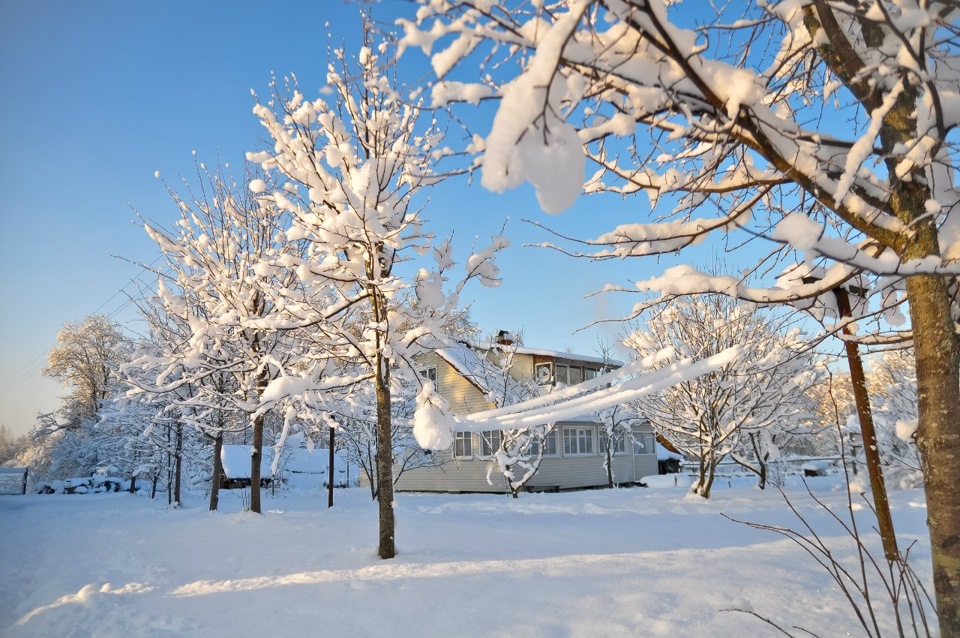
[285,448,347,474]
[476,343,622,367]
[435,341,534,405]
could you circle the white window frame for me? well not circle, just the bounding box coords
[563,426,595,456]
[528,430,559,457]
[478,430,501,458]
[603,433,627,454]
[535,362,553,385]
[633,433,655,455]
[420,366,438,382]
[454,432,473,458]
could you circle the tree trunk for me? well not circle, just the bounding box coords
[907,273,960,635]
[210,432,223,512]
[327,426,335,509]
[835,287,899,561]
[605,446,614,488]
[250,412,264,514]
[173,422,183,507]
[375,357,396,559]
[166,422,173,506]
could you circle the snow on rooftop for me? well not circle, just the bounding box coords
[220,445,275,479]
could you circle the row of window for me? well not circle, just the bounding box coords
[454,428,654,459]
[535,362,602,386]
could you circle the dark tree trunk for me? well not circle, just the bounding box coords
[834,287,899,561]
[173,422,183,507]
[250,412,264,514]
[375,358,395,559]
[327,426,335,509]
[166,422,173,506]
[209,432,223,512]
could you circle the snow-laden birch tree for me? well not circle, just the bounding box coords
[399,1,960,628]
[625,296,815,496]
[246,39,506,558]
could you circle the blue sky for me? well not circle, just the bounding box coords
[0,1,703,437]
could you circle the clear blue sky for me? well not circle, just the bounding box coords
[0,1,706,437]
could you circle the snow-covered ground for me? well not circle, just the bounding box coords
[0,477,932,637]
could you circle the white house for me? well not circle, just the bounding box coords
[395,336,658,493]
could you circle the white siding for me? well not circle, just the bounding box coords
[400,351,658,493]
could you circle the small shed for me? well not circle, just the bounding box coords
[220,445,276,489]
[0,467,29,495]
[656,443,684,475]
[285,448,353,489]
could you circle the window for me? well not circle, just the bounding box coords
[454,432,473,458]
[535,363,553,385]
[554,364,569,385]
[603,434,627,454]
[420,367,438,382]
[563,427,594,455]
[584,368,599,381]
[479,430,501,458]
[528,430,558,456]
[569,366,583,385]
[633,433,655,455]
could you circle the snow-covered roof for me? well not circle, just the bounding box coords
[655,443,684,461]
[285,448,347,474]
[220,445,275,478]
[477,342,621,367]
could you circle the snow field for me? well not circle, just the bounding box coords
[0,478,932,637]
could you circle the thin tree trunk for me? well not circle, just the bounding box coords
[173,422,183,507]
[210,431,223,512]
[327,426,335,509]
[166,421,173,506]
[250,412,264,514]
[375,356,395,559]
[834,287,899,561]
[907,273,960,634]
[605,445,614,489]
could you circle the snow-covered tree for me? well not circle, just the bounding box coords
[447,334,548,497]
[869,348,923,488]
[247,36,506,558]
[593,341,641,488]
[0,425,28,467]
[34,315,131,479]
[41,315,129,432]
[399,2,960,628]
[136,161,305,513]
[625,296,817,496]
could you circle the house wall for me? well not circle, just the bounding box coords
[420,351,494,414]
[394,422,659,493]
[399,350,657,494]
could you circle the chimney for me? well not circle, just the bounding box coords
[495,330,515,346]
